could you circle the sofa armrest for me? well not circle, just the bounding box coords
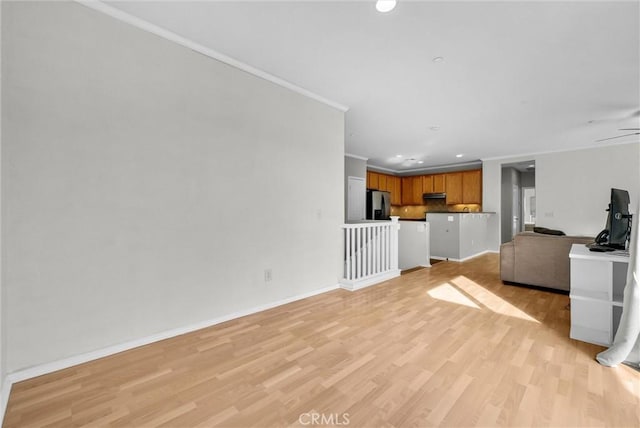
[500,241,515,282]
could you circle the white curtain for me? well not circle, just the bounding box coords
[597,201,640,367]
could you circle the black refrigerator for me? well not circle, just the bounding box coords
[366,190,391,220]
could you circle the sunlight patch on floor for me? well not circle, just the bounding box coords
[451,275,540,323]
[427,283,481,309]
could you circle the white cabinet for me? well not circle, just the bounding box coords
[569,244,629,347]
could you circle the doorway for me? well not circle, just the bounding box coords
[501,161,535,243]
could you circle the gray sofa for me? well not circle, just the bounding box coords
[500,232,593,292]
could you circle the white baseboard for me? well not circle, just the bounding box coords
[458,250,491,262]
[339,270,401,291]
[4,283,339,388]
[431,250,492,263]
[0,377,11,426]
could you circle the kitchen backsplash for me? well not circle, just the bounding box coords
[391,200,482,218]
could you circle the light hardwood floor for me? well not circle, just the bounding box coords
[4,254,639,427]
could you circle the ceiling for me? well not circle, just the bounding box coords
[104,1,640,172]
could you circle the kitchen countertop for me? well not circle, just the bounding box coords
[398,212,497,221]
[426,212,496,214]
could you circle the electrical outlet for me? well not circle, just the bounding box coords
[264,269,272,282]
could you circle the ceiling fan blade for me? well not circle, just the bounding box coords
[619,128,640,131]
[596,132,640,142]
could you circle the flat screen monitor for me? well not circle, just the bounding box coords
[604,188,631,249]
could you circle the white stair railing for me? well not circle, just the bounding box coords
[340,217,400,291]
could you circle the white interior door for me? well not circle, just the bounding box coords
[347,176,366,221]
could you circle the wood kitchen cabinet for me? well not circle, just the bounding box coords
[368,169,481,206]
[423,175,434,193]
[411,176,423,204]
[367,171,379,190]
[462,170,482,204]
[445,172,463,204]
[423,174,446,194]
[445,169,482,205]
[401,177,413,205]
[367,171,402,205]
[378,174,388,192]
[433,174,446,193]
[389,176,402,205]
[402,176,424,205]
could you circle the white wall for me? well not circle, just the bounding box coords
[0,0,4,408]
[483,142,640,250]
[536,144,639,235]
[2,2,344,373]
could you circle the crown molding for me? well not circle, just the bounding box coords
[397,160,483,175]
[365,165,398,174]
[367,160,482,176]
[75,0,349,113]
[481,140,640,163]
[345,153,368,161]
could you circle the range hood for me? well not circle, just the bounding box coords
[423,192,446,200]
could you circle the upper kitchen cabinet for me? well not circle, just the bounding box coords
[367,171,402,205]
[389,176,402,205]
[401,177,413,205]
[462,170,482,204]
[411,176,423,204]
[423,174,446,193]
[445,172,463,204]
[423,175,434,193]
[433,174,446,193]
[378,174,388,192]
[367,171,379,190]
[445,169,482,205]
[402,176,424,205]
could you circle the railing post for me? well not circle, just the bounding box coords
[345,227,351,280]
[390,216,400,272]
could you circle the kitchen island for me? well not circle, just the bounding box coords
[426,212,496,261]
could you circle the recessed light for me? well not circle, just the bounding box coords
[528,164,535,168]
[432,57,444,63]
[396,154,403,158]
[429,126,440,131]
[456,154,464,158]
[376,0,397,13]
[417,161,424,164]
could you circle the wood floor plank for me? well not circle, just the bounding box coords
[3,254,639,427]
